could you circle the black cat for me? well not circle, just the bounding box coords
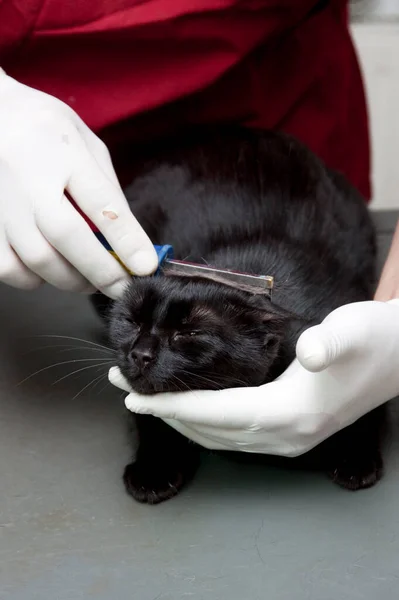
[91,127,384,504]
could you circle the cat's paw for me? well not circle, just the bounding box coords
[329,452,383,491]
[123,461,186,504]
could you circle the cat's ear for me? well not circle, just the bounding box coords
[252,300,293,358]
[263,332,281,359]
[246,295,296,323]
[260,302,294,323]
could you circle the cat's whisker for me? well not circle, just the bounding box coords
[57,346,115,356]
[22,344,115,357]
[31,334,113,353]
[170,381,184,393]
[17,357,115,386]
[52,361,114,385]
[171,374,193,393]
[72,371,111,401]
[22,343,80,356]
[94,377,112,397]
[211,376,248,387]
[195,370,249,387]
[179,369,249,389]
[178,370,225,390]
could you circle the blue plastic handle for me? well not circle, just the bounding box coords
[153,244,174,266]
[92,231,173,275]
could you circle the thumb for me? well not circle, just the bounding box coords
[297,301,384,372]
[295,298,374,373]
[297,299,399,372]
[296,322,351,372]
[108,366,132,392]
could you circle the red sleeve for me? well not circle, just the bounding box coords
[1,0,317,131]
[0,1,370,199]
[0,0,44,58]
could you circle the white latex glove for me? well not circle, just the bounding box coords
[109,300,399,457]
[0,69,157,298]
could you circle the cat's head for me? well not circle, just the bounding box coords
[109,276,293,394]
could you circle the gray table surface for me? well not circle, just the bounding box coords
[1,211,399,600]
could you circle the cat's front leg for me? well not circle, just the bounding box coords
[124,414,200,504]
[325,408,385,491]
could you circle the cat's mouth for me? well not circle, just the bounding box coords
[121,370,182,396]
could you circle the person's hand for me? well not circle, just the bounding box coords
[109,300,399,457]
[0,69,157,298]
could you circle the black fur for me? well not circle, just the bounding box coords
[92,127,384,504]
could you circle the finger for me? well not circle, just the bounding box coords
[296,322,352,372]
[7,220,94,293]
[122,380,296,429]
[0,235,43,289]
[296,301,381,372]
[296,325,333,372]
[161,419,237,451]
[74,117,120,187]
[36,194,132,298]
[67,147,158,277]
[164,419,300,455]
[164,419,251,449]
[108,366,132,392]
[123,387,233,423]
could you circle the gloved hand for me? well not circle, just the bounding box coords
[109,300,399,457]
[0,69,157,298]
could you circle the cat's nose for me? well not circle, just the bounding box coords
[130,334,159,370]
[130,346,156,369]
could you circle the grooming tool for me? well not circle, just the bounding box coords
[93,227,274,297]
[160,257,274,296]
[72,198,274,297]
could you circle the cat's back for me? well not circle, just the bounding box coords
[125,127,375,285]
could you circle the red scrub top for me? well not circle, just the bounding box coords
[0,0,371,199]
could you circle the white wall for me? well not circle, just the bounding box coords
[352,22,399,209]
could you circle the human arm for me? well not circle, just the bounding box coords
[375,219,399,301]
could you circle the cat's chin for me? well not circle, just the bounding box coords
[125,378,158,395]
[121,372,180,396]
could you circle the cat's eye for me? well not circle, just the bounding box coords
[173,330,200,341]
[125,316,138,327]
